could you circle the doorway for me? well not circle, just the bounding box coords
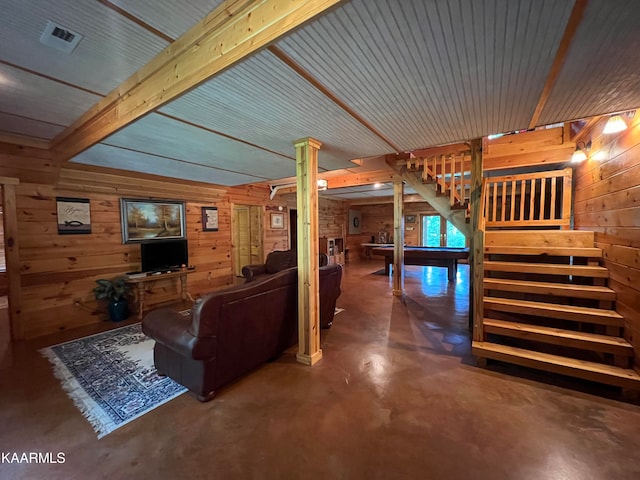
[232,205,263,276]
[421,214,466,247]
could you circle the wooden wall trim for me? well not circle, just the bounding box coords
[2,183,22,340]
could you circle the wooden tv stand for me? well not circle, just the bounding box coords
[125,268,196,320]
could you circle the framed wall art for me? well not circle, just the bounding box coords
[348,209,362,234]
[201,206,219,232]
[120,198,186,243]
[270,212,284,229]
[56,197,91,234]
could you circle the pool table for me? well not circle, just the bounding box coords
[371,246,469,281]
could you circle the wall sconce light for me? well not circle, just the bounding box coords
[317,179,328,191]
[603,114,628,134]
[572,140,591,163]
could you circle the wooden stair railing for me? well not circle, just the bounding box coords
[404,153,471,210]
[483,168,572,229]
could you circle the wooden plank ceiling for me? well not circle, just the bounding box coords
[1,0,640,191]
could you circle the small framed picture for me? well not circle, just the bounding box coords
[201,206,219,232]
[270,212,284,229]
[57,197,91,234]
[405,215,416,224]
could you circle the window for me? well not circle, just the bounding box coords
[421,214,466,247]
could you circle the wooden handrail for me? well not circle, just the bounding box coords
[483,168,572,229]
[409,153,470,208]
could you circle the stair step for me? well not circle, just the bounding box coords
[484,261,609,278]
[484,246,602,257]
[485,230,595,248]
[472,341,640,389]
[483,318,633,356]
[484,278,616,301]
[484,297,624,327]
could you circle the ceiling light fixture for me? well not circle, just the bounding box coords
[603,114,628,134]
[572,140,591,163]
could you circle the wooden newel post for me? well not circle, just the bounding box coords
[469,138,484,342]
[294,137,322,366]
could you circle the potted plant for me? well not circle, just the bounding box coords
[93,276,132,322]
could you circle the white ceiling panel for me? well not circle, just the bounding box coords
[71,144,263,186]
[160,50,395,171]
[4,0,640,198]
[539,0,640,124]
[0,112,64,140]
[95,113,299,180]
[110,0,224,40]
[277,0,573,148]
[0,0,168,95]
[0,63,101,127]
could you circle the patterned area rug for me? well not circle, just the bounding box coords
[40,323,186,439]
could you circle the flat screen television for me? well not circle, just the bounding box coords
[140,239,188,273]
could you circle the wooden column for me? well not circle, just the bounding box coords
[469,139,484,341]
[1,178,22,340]
[294,137,322,366]
[392,178,404,296]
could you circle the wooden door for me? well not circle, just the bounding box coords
[233,205,263,276]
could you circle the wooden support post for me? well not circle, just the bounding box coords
[294,137,322,366]
[392,178,404,297]
[469,139,484,339]
[1,179,22,340]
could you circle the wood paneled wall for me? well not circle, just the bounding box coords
[15,177,240,338]
[0,143,355,338]
[348,202,438,258]
[573,117,640,368]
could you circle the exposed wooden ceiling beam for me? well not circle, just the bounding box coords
[268,45,402,153]
[0,133,50,150]
[528,0,588,129]
[97,0,175,43]
[326,169,397,189]
[347,194,426,206]
[51,0,343,162]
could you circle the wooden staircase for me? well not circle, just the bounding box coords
[403,151,471,211]
[384,146,472,237]
[473,230,640,390]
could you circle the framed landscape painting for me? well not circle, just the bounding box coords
[120,198,186,243]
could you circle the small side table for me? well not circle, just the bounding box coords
[125,268,196,320]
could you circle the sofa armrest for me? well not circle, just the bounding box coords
[241,264,267,282]
[142,308,216,360]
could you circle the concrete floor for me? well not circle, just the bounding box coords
[1,260,640,479]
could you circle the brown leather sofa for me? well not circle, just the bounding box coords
[142,263,342,402]
[242,249,329,282]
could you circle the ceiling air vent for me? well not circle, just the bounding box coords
[39,21,83,54]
